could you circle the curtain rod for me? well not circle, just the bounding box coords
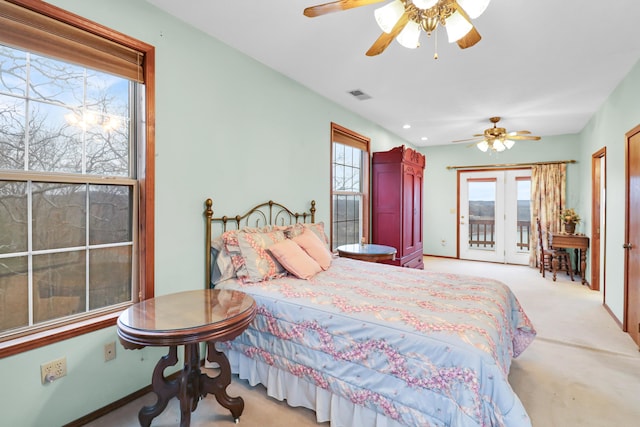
[446,159,576,170]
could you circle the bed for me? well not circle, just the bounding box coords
[204,198,536,427]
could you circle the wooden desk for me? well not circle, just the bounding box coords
[550,233,590,285]
[117,289,256,427]
[336,243,397,263]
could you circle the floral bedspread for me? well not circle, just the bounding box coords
[216,257,536,427]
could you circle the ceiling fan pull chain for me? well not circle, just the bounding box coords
[434,28,439,60]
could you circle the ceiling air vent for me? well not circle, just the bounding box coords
[348,89,371,101]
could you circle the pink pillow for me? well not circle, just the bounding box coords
[268,239,322,280]
[292,228,333,270]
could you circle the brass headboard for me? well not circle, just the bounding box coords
[204,198,316,287]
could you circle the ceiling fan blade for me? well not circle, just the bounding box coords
[508,135,541,141]
[303,0,386,17]
[366,12,410,56]
[452,137,484,143]
[456,26,481,49]
[452,1,481,49]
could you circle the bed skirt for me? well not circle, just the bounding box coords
[224,349,404,427]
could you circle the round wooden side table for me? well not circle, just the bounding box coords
[117,289,256,427]
[336,243,397,263]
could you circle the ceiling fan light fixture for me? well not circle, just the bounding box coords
[445,11,473,43]
[304,0,489,56]
[374,0,405,34]
[412,0,438,10]
[396,20,422,48]
[457,0,491,19]
[421,15,439,34]
[459,117,540,154]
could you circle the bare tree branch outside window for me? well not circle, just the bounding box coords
[0,44,136,335]
[332,142,363,249]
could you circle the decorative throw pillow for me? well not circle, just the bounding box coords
[221,226,277,280]
[285,222,330,249]
[236,229,288,283]
[292,228,333,270]
[268,239,322,280]
[221,229,248,279]
[210,236,236,286]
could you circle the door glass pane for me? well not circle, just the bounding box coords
[468,180,495,250]
[516,179,531,253]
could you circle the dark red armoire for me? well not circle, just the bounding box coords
[372,145,426,269]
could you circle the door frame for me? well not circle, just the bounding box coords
[591,147,606,293]
[458,172,505,263]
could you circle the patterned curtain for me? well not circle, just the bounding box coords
[529,163,566,267]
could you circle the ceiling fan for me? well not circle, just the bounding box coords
[452,117,542,152]
[303,0,489,57]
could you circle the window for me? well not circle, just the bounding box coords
[330,123,369,250]
[0,0,154,357]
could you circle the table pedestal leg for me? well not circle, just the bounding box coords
[178,343,202,427]
[139,346,179,427]
[138,343,244,426]
[201,342,245,422]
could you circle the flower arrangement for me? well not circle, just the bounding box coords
[560,208,581,224]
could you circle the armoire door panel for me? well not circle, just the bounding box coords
[403,172,414,253]
[374,212,401,251]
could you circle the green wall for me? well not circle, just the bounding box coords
[577,58,640,319]
[1,0,639,425]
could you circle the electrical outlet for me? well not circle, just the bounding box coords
[104,341,116,361]
[41,357,67,384]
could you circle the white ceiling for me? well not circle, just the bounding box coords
[146,0,640,147]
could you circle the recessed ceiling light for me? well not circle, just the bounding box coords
[403,124,411,129]
[421,137,428,141]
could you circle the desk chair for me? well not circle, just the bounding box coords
[536,218,574,282]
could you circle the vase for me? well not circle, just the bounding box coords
[564,221,576,234]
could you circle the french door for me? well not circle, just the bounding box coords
[459,170,531,264]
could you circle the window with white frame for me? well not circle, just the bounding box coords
[330,123,369,250]
[0,0,154,356]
